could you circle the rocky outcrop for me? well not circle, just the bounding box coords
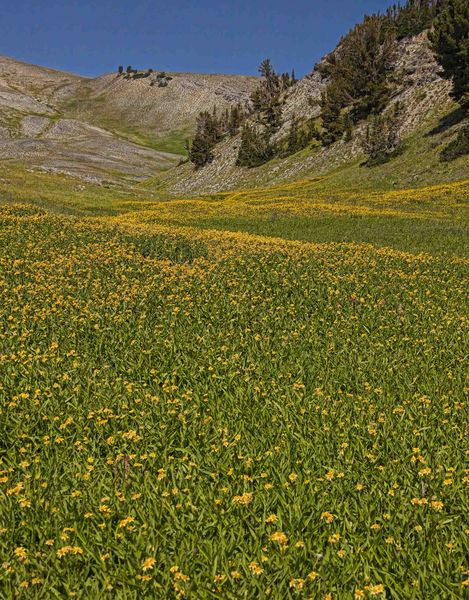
[167,31,454,195]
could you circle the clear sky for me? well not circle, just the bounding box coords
[2,1,394,78]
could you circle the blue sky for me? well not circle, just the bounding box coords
[2,1,394,78]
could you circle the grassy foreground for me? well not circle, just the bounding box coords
[0,173,468,599]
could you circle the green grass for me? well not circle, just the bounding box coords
[0,162,468,599]
[177,214,468,256]
[59,88,190,158]
[115,128,190,157]
[0,162,162,215]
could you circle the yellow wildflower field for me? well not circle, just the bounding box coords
[0,179,468,598]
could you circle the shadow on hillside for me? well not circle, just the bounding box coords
[426,106,467,137]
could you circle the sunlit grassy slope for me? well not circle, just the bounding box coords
[0,167,468,598]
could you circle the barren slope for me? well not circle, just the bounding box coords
[61,71,258,146]
[0,56,257,181]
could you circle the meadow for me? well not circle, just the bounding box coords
[0,168,468,598]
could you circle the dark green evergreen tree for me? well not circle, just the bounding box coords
[343,112,353,142]
[287,116,300,153]
[361,103,403,165]
[386,1,440,39]
[188,132,214,168]
[188,112,222,168]
[319,14,396,144]
[236,124,274,167]
[251,59,283,132]
[228,104,244,136]
[430,0,469,106]
[320,84,345,145]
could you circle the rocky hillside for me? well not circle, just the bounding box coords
[165,31,456,195]
[61,71,257,144]
[0,55,257,182]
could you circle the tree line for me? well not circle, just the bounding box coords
[188,0,468,169]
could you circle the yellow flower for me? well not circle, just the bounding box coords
[321,511,334,523]
[270,531,288,545]
[289,578,305,590]
[265,514,277,524]
[142,557,156,571]
[249,561,263,576]
[368,584,385,596]
[232,492,253,505]
[56,546,83,558]
[14,547,27,562]
[288,472,298,482]
[118,516,135,529]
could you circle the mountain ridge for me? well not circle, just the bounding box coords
[0,54,257,182]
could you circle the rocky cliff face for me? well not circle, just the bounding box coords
[165,32,453,195]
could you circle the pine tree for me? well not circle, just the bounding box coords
[340,16,396,120]
[319,14,396,144]
[361,103,403,165]
[228,104,244,136]
[343,112,353,142]
[251,59,283,132]
[430,0,469,106]
[320,84,345,145]
[287,116,299,153]
[236,124,274,167]
[188,111,222,168]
